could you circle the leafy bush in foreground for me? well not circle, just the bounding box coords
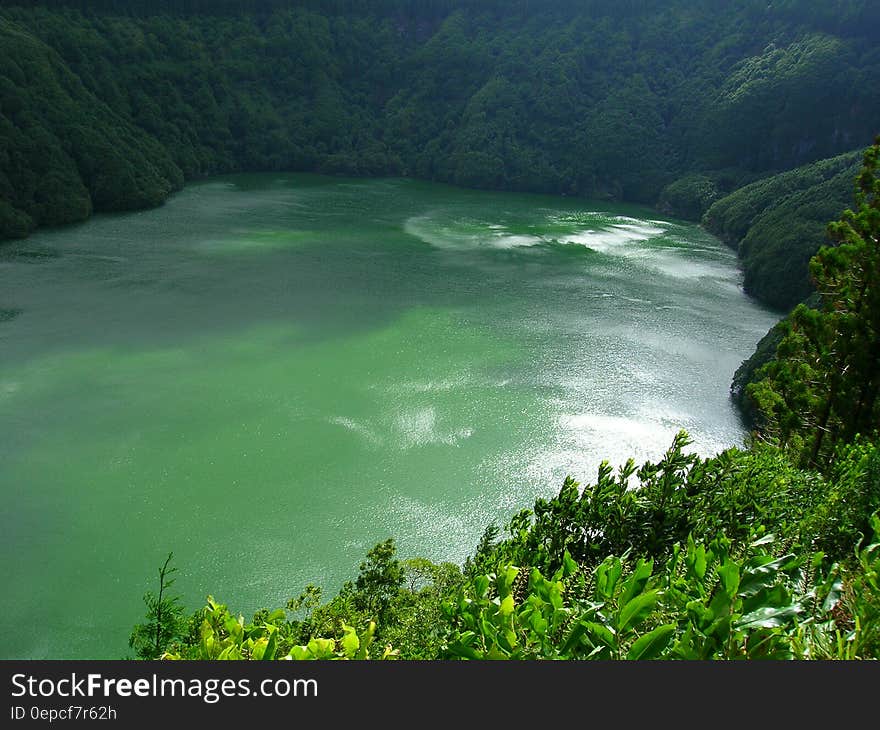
[446,517,880,660]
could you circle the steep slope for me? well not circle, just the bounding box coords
[704,151,862,311]
[0,20,182,238]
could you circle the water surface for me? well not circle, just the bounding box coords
[0,175,779,658]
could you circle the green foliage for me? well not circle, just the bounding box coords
[704,151,861,311]
[445,519,880,660]
[164,596,397,660]
[749,138,880,466]
[658,174,721,221]
[804,438,880,565]
[150,538,461,661]
[470,430,836,579]
[0,20,180,233]
[353,538,404,625]
[730,319,788,427]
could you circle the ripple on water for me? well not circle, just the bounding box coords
[396,407,474,448]
[405,210,677,259]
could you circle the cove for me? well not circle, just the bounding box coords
[0,174,779,658]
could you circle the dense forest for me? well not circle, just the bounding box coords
[130,142,880,661]
[2,0,880,314]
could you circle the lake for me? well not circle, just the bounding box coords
[0,175,779,658]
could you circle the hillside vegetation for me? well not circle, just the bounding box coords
[704,152,862,310]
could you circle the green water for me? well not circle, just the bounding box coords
[0,175,779,658]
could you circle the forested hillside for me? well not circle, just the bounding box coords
[2,1,879,315]
[704,151,862,310]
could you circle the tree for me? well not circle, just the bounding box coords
[353,539,404,626]
[749,137,880,467]
[128,552,186,660]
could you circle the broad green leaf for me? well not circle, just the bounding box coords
[563,551,578,578]
[617,591,660,634]
[742,553,791,574]
[340,624,359,659]
[223,616,240,636]
[288,646,311,661]
[583,621,616,648]
[746,630,795,659]
[626,624,676,660]
[750,533,776,548]
[530,614,549,637]
[497,566,519,599]
[267,608,286,624]
[742,585,790,615]
[685,535,707,581]
[200,619,214,642]
[620,558,654,606]
[480,615,495,641]
[595,557,623,600]
[718,560,740,600]
[251,637,268,660]
[261,628,277,661]
[500,595,515,616]
[705,615,731,642]
[735,603,803,630]
[821,575,844,613]
[686,600,714,632]
[560,620,589,655]
[549,584,564,612]
[738,568,781,598]
[486,646,509,660]
[448,642,483,660]
[217,645,241,660]
[502,629,518,650]
[307,637,336,658]
[356,621,376,660]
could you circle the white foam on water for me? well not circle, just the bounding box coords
[392,378,467,393]
[643,249,737,281]
[491,234,543,249]
[406,211,678,258]
[404,215,472,250]
[405,215,546,251]
[611,222,667,238]
[559,229,638,254]
[396,406,474,448]
[328,416,383,447]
